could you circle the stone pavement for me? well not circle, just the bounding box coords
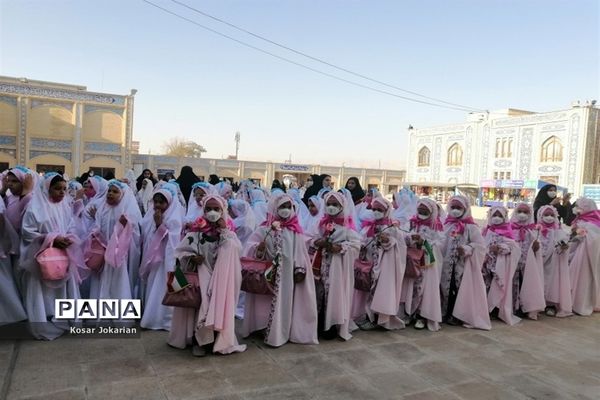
[1,313,599,400]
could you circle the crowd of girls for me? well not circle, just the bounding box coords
[1,166,598,356]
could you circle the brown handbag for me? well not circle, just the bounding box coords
[241,257,274,295]
[405,247,425,279]
[354,258,374,292]
[162,266,201,308]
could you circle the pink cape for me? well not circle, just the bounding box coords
[569,224,600,316]
[519,242,546,314]
[486,239,521,325]
[542,229,573,317]
[366,227,406,330]
[202,235,247,353]
[452,240,492,330]
[242,227,319,347]
[105,215,135,269]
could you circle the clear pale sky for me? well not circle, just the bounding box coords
[1,0,598,170]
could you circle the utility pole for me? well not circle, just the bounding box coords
[235,132,240,159]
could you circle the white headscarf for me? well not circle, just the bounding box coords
[392,188,418,226]
[302,195,325,233]
[124,169,137,194]
[96,179,143,236]
[250,188,269,225]
[136,178,154,215]
[229,199,256,245]
[185,182,215,223]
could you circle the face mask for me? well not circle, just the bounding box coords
[326,205,341,216]
[516,212,529,222]
[417,213,430,220]
[491,216,504,225]
[542,215,555,224]
[547,191,557,199]
[573,207,582,215]
[205,211,221,222]
[278,208,292,219]
[306,181,313,188]
[449,209,464,218]
[372,211,385,220]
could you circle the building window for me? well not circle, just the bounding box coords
[493,171,512,180]
[495,137,513,158]
[418,147,430,167]
[387,185,398,193]
[540,175,559,184]
[447,143,463,166]
[541,136,563,162]
[36,164,65,174]
[89,167,116,180]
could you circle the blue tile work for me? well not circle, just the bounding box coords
[29,150,72,161]
[0,82,125,105]
[0,136,17,146]
[30,138,72,149]
[83,154,122,162]
[84,104,124,116]
[30,99,73,111]
[0,96,17,106]
[84,142,121,153]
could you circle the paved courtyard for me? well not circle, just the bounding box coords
[1,313,599,400]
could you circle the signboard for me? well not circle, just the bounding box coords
[279,164,310,172]
[582,185,600,204]
[500,179,524,189]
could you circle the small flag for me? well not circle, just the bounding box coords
[167,267,190,293]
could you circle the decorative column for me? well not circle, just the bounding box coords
[17,97,28,166]
[238,161,246,180]
[72,103,83,176]
[124,92,136,169]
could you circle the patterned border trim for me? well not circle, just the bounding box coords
[518,128,534,179]
[481,124,490,178]
[0,135,17,146]
[83,154,122,162]
[567,115,580,188]
[84,104,124,115]
[30,138,72,150]
[30,99,73,111]
[29,150,72,161]
[0,83,125,105]
[84,142,121,153]
[0,96,17,106]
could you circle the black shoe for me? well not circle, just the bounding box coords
[321,326,338,340]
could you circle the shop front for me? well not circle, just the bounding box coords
[479,179,567,208]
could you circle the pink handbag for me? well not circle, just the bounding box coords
[405,247,425,279]
[240,257,274,295]
[162,267,201,308]
[84,234,106,272]
[354,258,374,292]
[36,247,69,281]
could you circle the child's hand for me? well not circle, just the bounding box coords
[532,240,540,253]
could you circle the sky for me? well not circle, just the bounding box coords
[1,0,598,170]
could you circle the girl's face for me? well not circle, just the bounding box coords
[49,181,67,203]
[194,188,206,206]
[417,204,430,216]
[153,193,169,213]
[326,198,341,208]
[371,203,387,214]
[543,209,554,218]
[106,186,122,206]
[6,173,23,196]
[346,180,356,190]
[143,170,151,179]
[278,201,292,211]
[308,200,318,216]
[323,176,332,188]
[204,199,222,214]
[492,210,503,219]
[83,180,96,198]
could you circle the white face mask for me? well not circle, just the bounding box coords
[547,191,557,199]
[573,207,582,215]
[326,205,341,216]
[205,210,221,222]
[491,216,504,225]
[516,212,529,222]
[305,181,313,188]
[542,215,555,224]
[278,208,292,219]
[449,209,464,218]
[372,211,385,220]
